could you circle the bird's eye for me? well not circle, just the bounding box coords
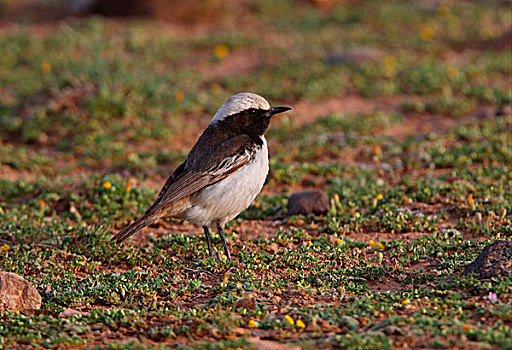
[248,109,258,116]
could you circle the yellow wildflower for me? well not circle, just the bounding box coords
[102,181,112,190]
[306,240,312,247]
[436,4,451,19]
[284,315,294,326]
[373,145,382,157]
[376,193,383,201]
[334,238,344,245]
[214,44,229,59]
[248,319,256,328]
[377,242,385,250]
[296,319,306,328]
[420,27,435,41]
[210,83,223,94]
[174,91,184,102]
[0,244,10,252]
[467,194,475,207]
[41,61,52,73]
[384,55,397,70]
[383,55,397,78]
[401,298,410,305]
[369,240,376,249]
[352,212,360,218]
[332,193,340,203]
[446,65,459,79]
[125,181,131,194]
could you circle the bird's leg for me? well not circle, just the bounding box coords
[203,226,215,258]
[216,221,232,261]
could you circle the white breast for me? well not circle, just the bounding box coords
[185,137,269,227]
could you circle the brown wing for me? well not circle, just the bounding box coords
[148,133,254,211]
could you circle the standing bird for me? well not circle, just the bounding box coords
[112,92,291,260]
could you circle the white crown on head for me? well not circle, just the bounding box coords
[210,92,270,125]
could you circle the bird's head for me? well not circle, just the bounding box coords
[209,92,291,136]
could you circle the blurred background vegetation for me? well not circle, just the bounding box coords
[0,0,510,176]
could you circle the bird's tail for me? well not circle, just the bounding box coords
[111,212,163,243]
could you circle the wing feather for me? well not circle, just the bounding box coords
[148,134,255,212]
[156,152,250,208]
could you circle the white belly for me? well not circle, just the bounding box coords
[185,138,269,227]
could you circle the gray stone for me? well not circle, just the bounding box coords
[0,271,42,311]
[287,190,329,216]
[464,240,512,279]
[326,47,381,65]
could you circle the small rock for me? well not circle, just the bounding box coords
[287,190,329,216]
[0,271,42,312]
[464,240,512,279]
[267,242,279,254]
[247,337,301,350]
[496,104,512,117]
[271,295,282,304]
[233,327,249,336]
[58,308,91,318]
[341,315,359,332]
[316,318,340,332]
[475,108,496,120]
[326,47,381,65]
[235,297,256,310]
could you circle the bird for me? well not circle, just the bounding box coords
[112,92,291,260]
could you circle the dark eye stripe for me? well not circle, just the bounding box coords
[223,108,268,120]
[246,108,267,116]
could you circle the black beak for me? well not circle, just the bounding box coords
[270,106,292,116]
